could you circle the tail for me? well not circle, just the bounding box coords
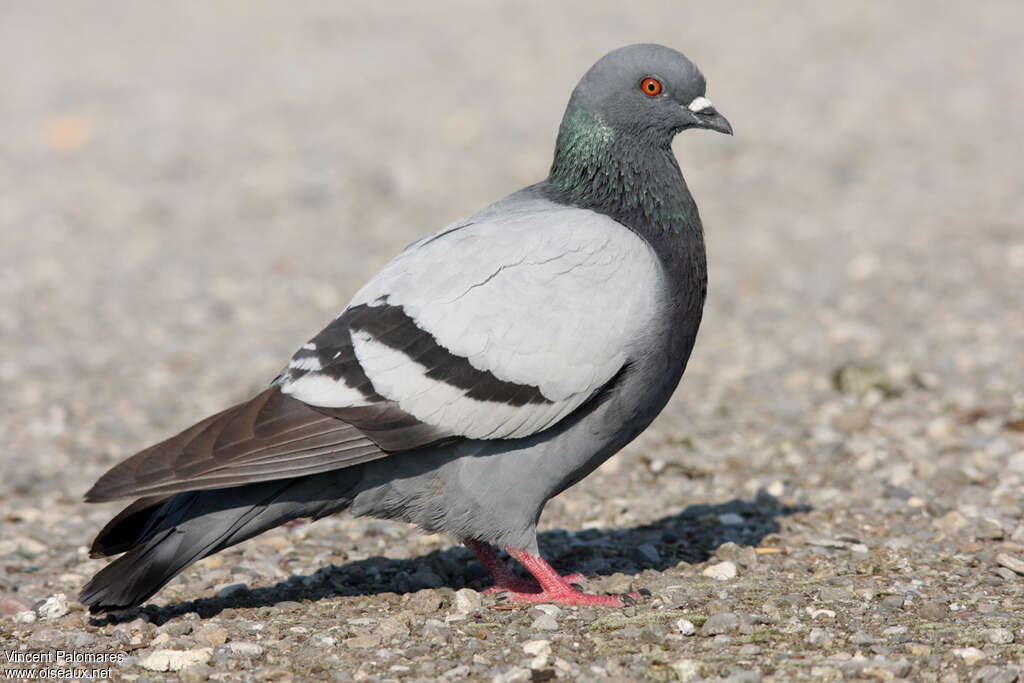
[80,470,357,614]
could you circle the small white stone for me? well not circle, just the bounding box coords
[669,659,702,682]
[139,648,213,672]
[533,604,562,618]
[523,641,552,670]
[702,561,737,580]
[13,611,36,624]
[675,618,696,635]
[531,614,559,631]
[228,641,264,658]
[952,647,985,665]
[492,666,532,683]
[985,628,1014,644]
[36,593,70,620]
[522,639,552,656]
[718,513,744,526]
[442,664,471,679]
[454,588,482,614]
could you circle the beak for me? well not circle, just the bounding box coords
[686,96,733,135]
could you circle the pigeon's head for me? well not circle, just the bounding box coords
[567,44,732,145]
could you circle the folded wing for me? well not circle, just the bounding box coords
[279,195,663,445]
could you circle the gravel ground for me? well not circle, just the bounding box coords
[3,2,1024,681]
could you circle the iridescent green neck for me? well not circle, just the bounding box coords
[545,107,701,237]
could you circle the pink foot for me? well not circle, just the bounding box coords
[464,540,638,607]
[480,572,587,595]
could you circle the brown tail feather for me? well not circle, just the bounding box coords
[85,387,386,502]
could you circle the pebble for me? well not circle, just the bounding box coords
[453,587,482,614]
[996,553,1024,575]
[492,666,532,683]
[530,613,559,631]
[216,582,248,599]
[522,639,551,669]
[701,612,740,636]
[634,542,660,564]
[712,542,759,570]
[669,659,702,682]
[422,618,452,641]
[194,623,228,646]
[819,586,853,602]
[850,630,875,645]
[702,561,737,580]
[531,604,562,619]
[995,567,1019,581]
[807,628,833,647]
[675,618,696,635]
[13,611,38,624]
[404,589,446,614]
[974,665,1020,683]
[919,601,947,620]
[985,627,1014,644]
[522,639,551,656]
[442,664,471,679]
[179,664,214,683]
[35,593,69,620]
[598,573,633,594]
[976,518,1005,540]
[640,622,668,642]
[840,657,912,679]
[711,634,732,648]
[158,620,194,637]
[227,641,264,658]
[378,616,410,639]
[346,633,382,648]
[139,647,213,672]
[952,647,986,664]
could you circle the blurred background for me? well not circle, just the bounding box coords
[2,0,1022,590]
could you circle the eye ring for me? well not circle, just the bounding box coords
[640,77,663,96]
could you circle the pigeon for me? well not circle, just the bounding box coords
[80,43,732,613]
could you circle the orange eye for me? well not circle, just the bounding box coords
[640,77,663,96]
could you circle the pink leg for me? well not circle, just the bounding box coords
[464,540,585,594]
[464,540,636,607]
[464,539,541,593]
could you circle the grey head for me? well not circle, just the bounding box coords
[565,43,732,146]
[545,44,731,237]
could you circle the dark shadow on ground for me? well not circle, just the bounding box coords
[90,493,810,625]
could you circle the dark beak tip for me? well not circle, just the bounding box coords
[709,112,733,136]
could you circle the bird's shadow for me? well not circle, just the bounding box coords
[91,493,809,626]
